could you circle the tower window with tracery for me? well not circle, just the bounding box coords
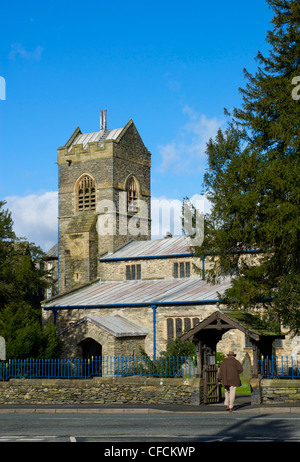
[126,176,139,213]
[77,175,96,211]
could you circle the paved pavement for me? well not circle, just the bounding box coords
[0,395,300,414]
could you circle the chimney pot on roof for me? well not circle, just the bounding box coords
[104,109,107,130]
[100,110,103,130]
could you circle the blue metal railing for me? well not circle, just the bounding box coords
[259,356,300,379]
[0,356,196,381]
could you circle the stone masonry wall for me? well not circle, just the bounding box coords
[3,376,300,406]
[260,379,300,404]
[98,257,203,281]
[0,377,200,406]
[43,302,284,363]
[47,304,218,359]
[250,377,300,405]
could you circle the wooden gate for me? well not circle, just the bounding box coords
[203,364,220,404]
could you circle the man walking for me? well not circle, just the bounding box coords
[218,351,243,412]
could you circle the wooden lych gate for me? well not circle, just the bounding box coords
[181,310,285,404]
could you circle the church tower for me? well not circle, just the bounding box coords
[57,111,151,293]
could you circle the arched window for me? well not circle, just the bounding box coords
[166,317,200,344]
[77,175,96,211]
[167,318,174,344]
[175,318,182,338]
[184,318,191,332]
[126,176,139,213]
[193,317,200,327]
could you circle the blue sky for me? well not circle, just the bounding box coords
[0,0,274,250]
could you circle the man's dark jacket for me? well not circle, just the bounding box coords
[218,356,243,387]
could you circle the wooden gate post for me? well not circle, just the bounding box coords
[195,340,202,377]
[252,343,261,378]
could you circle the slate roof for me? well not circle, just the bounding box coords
[59,314,148,337]
[46,243,58,259]
[99,236,193,261]
[67,128,123,152]
[42,277,232,308]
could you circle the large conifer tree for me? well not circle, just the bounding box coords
[0,201,61,358]
[199,0,300,334]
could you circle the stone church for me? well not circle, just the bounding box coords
[42,111,300,364]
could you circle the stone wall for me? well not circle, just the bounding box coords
[251,378,300,404]
[261,379,300,404]
[47,304,218,358]
[0,377,200,406]
[98,256,202,282]
[43,302,268,362]
[3,376,300,406]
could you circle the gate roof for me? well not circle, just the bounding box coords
[181,309,285,343]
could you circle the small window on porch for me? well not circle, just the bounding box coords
[245,335,253,349]
[273,338,283,349]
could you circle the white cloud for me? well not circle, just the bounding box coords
[5,191,58,252]
[151,196,182,238]
[157,143,181,175]
[4,190,212,252]
[151,193,211,239]
[9,43,43,61]
[158,105,224,174]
